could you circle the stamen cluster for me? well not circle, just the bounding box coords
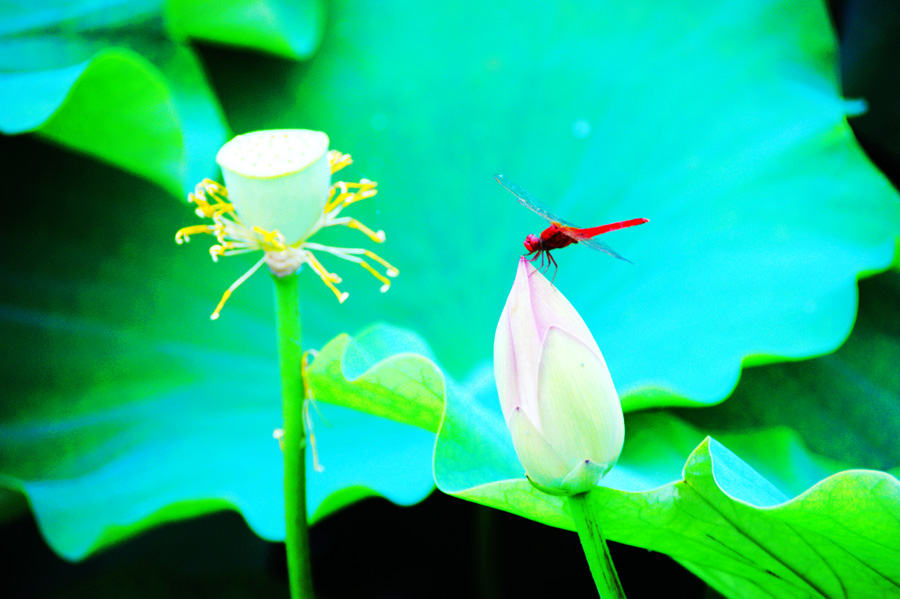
[176,150,397,319]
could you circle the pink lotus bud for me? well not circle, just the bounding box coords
[494,258,625,495]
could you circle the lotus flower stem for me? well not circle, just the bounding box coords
[273,273,314,599]
[568,493,626,598]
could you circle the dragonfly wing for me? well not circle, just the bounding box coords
[495,174,578,227]
[574,234,634,264]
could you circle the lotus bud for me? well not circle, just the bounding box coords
[494,258,625,495]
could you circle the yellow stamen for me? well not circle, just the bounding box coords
[303,251,341,283]
[251,226,288,252]
[175,225,214,244]
[346,218,386,243]
[188,193,212,215]
[207,204,236,219]
[304,243,398,286]
[358,260,392,292]
[300,350,330,426]
[328,150,353,174]
[177,147,393,314]
[309,432,324,472]
[323,187,342,213]
[339,180,377,208]
[189,180,233,218]
[324,184,354,213]
[209,245,225,261]
[196,178,228,198]
[324,181,378,213]
[300,350,313,392]
[302,400,325,473]
[210,257,266,320]
[363,249,399,277]
[303,252,349,303]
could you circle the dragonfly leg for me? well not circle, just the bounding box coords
[540,251,553,275]
[548,252,558,282]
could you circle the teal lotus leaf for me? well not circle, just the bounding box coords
[0,302,437,561]
[0,393,434,561]
[674,271,900,484]
[273,0,900,411]
[0,139,437,560]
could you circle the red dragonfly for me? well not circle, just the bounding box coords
[495,174,648,275]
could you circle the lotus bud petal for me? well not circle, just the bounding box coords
[494,258,625,495]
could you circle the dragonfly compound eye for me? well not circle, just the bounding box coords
[524,233,542,253]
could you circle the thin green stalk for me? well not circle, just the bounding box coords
[273,273,314,599]
[568,493,626,599]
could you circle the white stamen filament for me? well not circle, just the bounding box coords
[210,256,266,320]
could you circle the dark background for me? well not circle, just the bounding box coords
[5,492,701,599]
[2,0,898,597]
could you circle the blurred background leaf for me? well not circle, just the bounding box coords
[0,0,323,195]
[165,0,324,59]
[837,0,900,188]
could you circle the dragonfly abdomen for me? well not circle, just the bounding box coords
[577,218,650,237]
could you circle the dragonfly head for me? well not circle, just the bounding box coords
[524,233,542,254]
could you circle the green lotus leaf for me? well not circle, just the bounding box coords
[307,324,444,433]
[0,1,230,195]
[605,438,900,599]
[433,376,900,598]
[431,270,900,595]
[0,396,435,561]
